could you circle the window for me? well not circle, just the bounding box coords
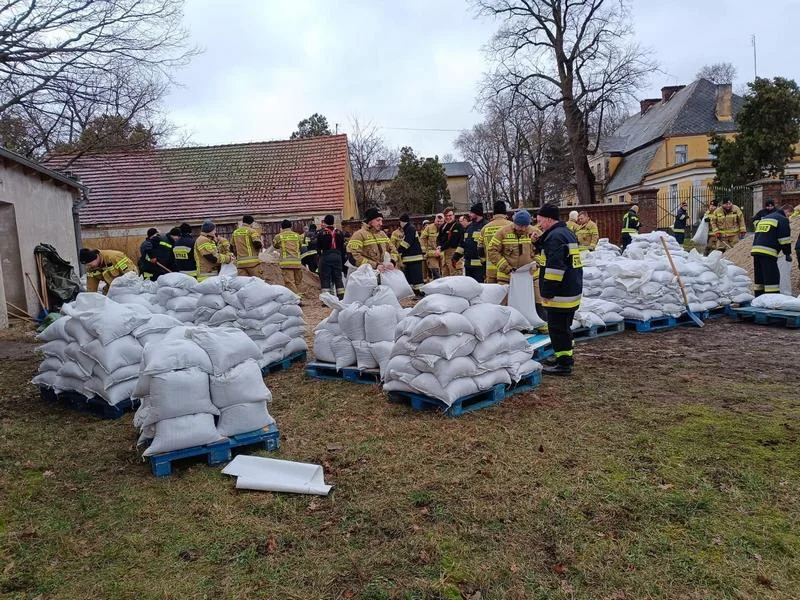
[675,144,688,165]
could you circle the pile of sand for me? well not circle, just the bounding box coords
[723,215,800,295]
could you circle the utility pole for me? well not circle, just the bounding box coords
[751,34,758,79]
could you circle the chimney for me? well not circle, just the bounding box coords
[661,85,685,102]
[640,98,660,115]
[715,84,733,122]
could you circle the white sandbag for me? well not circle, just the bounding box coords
[338,304,368,341]
[343,264,378,304]
[462,304,508,340]
[284,337,308,356]
[408,313,475,342]
[353,340,379,369]
[333,335,357,369]
[751,293,800,311]
[472,283,509,305]
[313,329,336,363]
[508,263,544,329]
[140,338,213,374]
[778,258,793,296]
[408,294,470,317]
[197,294,226,310]
[84,378,138,405]
[157,272,199,291]
[416,334,478,360]
[216,401,275,437]
[380,269,414,300]
[421,276,483,299]
[691,219,709,247]
[64,342,98,376]
[433,356,480,386]
[82,335,142,373]
[78,302,150,345]
[142,413,224,456]
[364,305,400,343]
[38,339,68,358]
[36,316,72,342]
[473,369,512,391]
[187,327,262,376]
[195,276,225,294]
[132,314,183,337]
[210,359,270,408]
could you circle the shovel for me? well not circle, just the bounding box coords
[660,237,703,327]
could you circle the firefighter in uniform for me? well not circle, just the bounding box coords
[232,215,264,277]
[573,211,599,251]
[421,213,444,280]
[347,207,399,272]
[194,220,232,281]
[173,223,197,277]
[672,201,689,245]
[272,219,304,295]
[79,248,137,294]
[317,214,346,298]
[711,198,746,252]
[534,204,583,376]
[487,209,536,285]
[620,204,640,252]
[437,207,464,277]
[482,201,510,283]
[396,213,425,295]
[301,224,319,274]
[751,204,793,296]
[141,227,180,280]
[453,203,486,282]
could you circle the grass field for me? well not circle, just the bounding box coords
[1,319,798,599]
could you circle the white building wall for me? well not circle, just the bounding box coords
[0,162,79,319]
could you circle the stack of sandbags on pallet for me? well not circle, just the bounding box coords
[313,265,413,376]
[382,276,541,406]
[134,326,276,455]
[32,293,152,406]
[192,276,307,369]
[582,233,754,321]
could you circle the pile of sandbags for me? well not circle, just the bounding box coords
[382,277,541,406]
[313,265,412,375]
[134,326,276,455]
[191,276,308,369]
[581,233,754,321]
[32,293,163,406]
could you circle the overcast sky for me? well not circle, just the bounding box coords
[165,0,800,159]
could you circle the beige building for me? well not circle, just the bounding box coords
[365,161,475,213]
[0,147,83,327]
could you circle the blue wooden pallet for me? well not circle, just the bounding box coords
[305,361,382,385]
[261,350,307,375]
[729,306,800,329]
[624,315,677,332]
[227,423,280,453]
[39,387,139,420]
[146,424,281,477]
[572,321,625,341]
[526,334,555,360]
[388,370,542,418]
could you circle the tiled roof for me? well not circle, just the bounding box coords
[45,135,351,226]
[364,161,475,182]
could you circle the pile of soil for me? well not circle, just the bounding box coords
[722,215,800,295]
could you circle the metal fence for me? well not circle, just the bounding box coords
[656,185,754,231]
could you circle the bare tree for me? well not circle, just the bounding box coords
[696,62,737,85]
[0,0,197,156]
[347,117,395,215]
[475,0,655,204]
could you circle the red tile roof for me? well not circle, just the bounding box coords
[45,135,351,226]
